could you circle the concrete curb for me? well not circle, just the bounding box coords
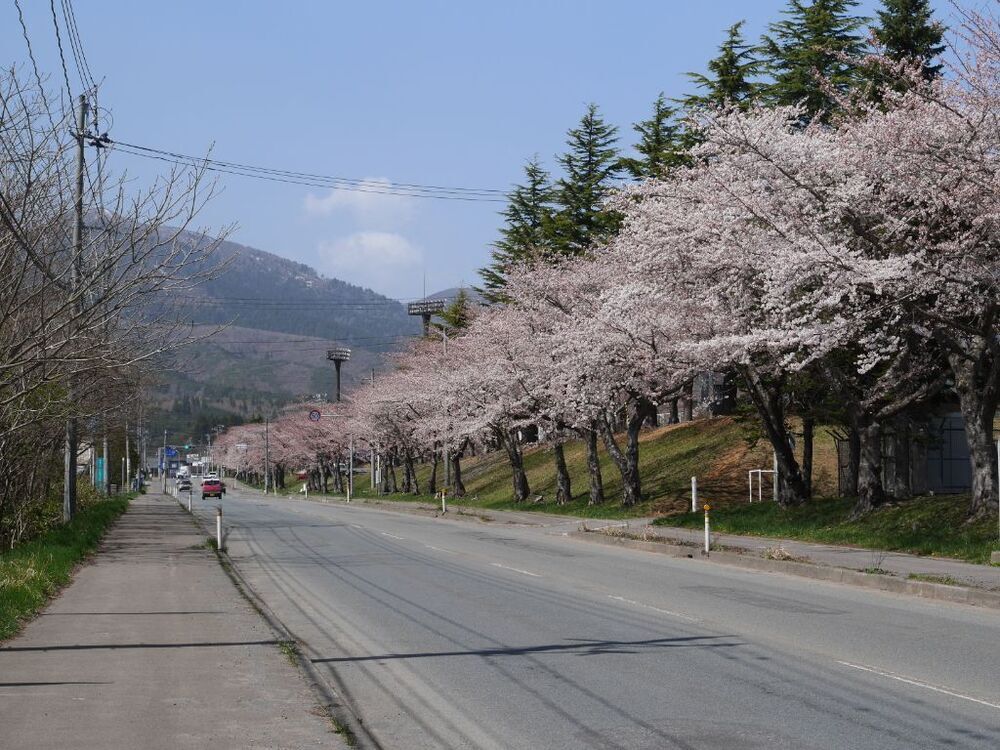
[185,502,379,750]
[569,531,1000,611]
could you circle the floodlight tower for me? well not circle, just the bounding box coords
[407,299,447,337]
[327,347,352,402]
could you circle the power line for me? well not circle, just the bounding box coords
[47,0,74,101]
[109,140,509,202]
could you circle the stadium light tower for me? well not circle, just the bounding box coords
[327,347,352,402]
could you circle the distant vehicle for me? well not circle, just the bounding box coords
[177,478,192,491]
[201,479,224,500]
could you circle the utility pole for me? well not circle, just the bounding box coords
[102,430,109,495]
[370,369,376,490]
[348,436,354,501]
[63,95,88,522]
[161,429,167,493]
[264,417,270,494]
[125,420,131,491]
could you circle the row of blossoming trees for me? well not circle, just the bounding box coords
[219,7,1000,521]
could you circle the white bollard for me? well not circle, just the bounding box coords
[187,490,192,512]
[691,476,698,513]
[216,507,223,551]
[703,504,711,555]
[441,490,447,514]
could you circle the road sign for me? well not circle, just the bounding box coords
[308,410,322,422]
[164,446,178,458]
[407,299,447,316]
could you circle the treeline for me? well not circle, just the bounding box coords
[216,1,1000,523]
[0,71,224,547]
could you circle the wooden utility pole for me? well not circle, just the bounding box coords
[63,95,88,522]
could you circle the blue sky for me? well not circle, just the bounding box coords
[5,0,949,299]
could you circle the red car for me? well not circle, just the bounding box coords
[201,479,225,500]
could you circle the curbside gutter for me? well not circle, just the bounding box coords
[184,506,379,750]
[570,531,1000,611]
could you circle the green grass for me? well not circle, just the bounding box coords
[347,417,782,519]
[0,497,130,640]
[655,495,998,564]
[908,573,961,586]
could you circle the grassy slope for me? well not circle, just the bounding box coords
[0,497,130,640]
[656,495,998,564]
[349,417,838,519]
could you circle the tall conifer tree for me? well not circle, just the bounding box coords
[873,0,945,79]
[619,94,688,179]
[684,21,763,110]
[760,0,867,122]
[548,103,622,257]
[478,158,554,302]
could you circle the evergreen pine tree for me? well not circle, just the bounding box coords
[434,289,474,336]
[760,0,867,122]
[548,103,622,256]
[618,94,688,179]
[478,158,554,302]
[872,0,944,80]
[683,21,763,110]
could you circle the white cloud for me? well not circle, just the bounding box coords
[304,177,415,227]
[317,231,423,298]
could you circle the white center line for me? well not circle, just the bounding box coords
[380,532,405,540]
[837,661,1000,710]
[425,545,455,554]
[607,595,700,622]
[491,563,541,577]
[350,524,364,529]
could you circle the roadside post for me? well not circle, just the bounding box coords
[216,506,223,551]
[691,476,698,513]
[703,504,711,556]
[441,488,447,514]
[348,436,354,502]
[187,488,192,513]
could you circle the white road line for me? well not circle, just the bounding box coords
[491,563,541,577]
[380,532,405,540]
[607,595,700,622]
[424,545,455,554]
[837,661,1000,710]
[350,524,364,529]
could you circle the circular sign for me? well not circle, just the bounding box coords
[308,410,322,422]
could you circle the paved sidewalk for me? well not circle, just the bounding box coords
[0,493,342,750]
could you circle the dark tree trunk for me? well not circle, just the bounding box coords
[321,461,330,494]
[851,422,886,518]
[400,448,412,494]
[802,417,814,498]
[846,427,860,497]
[496,427,530,503]
[387,451,398,494]
[406,448,419,495]
[599,398,655,507]
[333,454,343,494]
[667,398,679,425]
[450,448,466,497]
[949,351,1000,520]
[742,366,810,507]
[553,443,572,505]
[681,381,694,422]
[585,423,605,505]
[428,444,439,496]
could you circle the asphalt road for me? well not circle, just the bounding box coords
[189,483,1000,750]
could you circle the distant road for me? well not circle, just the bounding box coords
[191,484,1000,749]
